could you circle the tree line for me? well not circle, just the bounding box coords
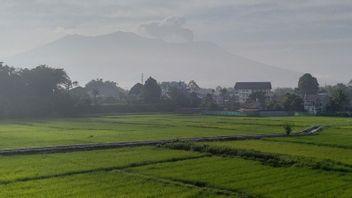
[1,63,352,118]
[0,63,74,117]
[268,73,351,113]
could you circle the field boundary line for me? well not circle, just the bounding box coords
[262,139,352,150]
[0,155,206,186]
[0,126,321,156]
[119,169,258,198]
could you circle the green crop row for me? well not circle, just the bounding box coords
[160,141,352,172]
[130,156,352,198]
[0,170,230,198]
[204,139,352,165]
[0,146,203,184]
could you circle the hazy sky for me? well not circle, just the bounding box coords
[1,0,352,83]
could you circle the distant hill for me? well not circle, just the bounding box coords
[6,31,302,88]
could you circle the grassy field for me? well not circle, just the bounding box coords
[0,170,231,198]
[204,139,352,165]
[266,127,352,149]
[0,114,306,149]
[0,147,223,198]
[0,147,203,183]
[0,114,352,197]
[200,117,352,167]
[130,156,352,198]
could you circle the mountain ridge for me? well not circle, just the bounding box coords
[6,31,302,88]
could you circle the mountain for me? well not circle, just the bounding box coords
[6,31,302,88]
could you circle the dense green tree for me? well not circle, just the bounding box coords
[327,87,349,112]
[160,81,201,108]
[129,83,144,103]
[85,79,125,100]
[322,83,352,112]
[281,93,304,111]
[202,93,217,110]
[160,81,188,93]
[298,73,319,95]
[20,65,72,115]
[70,87,92,108]
[267,88,295,111]
[0,64,74,117]
[0,63,25,116]
[143,77,161,103]
[168,86,190,107]
[167,87,200,108]
[189,92,201,107]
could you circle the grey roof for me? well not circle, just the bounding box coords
[234,82,272,90]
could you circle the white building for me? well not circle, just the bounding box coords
[304,93,329,114]
[234,82,272,104]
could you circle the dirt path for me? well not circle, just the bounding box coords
[0,126,321,156]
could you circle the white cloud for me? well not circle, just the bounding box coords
[139,16,193,42]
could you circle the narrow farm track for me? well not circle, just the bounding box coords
[0,126,322,156]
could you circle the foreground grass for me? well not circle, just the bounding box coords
[130,156,352,198]
[0,146,203,183]
[1,114,352,197]
[0,171,229,198]
[2,143,352,198]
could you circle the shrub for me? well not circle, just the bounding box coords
[283,123,292,135]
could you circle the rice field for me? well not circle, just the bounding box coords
[0,147,203,183]
[0,114,351,197]
[0,171,227,198]
[130,156,352,198]
[204,139,352,165]
[0,114,305,149]
[267,127,352,149]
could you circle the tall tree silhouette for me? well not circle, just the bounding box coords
[143,77,161,103]
[298,73,319,95]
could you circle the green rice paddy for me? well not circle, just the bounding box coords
[0,114,351,197]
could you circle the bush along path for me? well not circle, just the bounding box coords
[0,126,322,156]
[159,138,352,173]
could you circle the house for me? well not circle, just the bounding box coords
[304,93,329,114]
[234,82,272,104]
[186,80,213,99]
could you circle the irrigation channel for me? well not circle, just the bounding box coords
[0,126,322,156]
